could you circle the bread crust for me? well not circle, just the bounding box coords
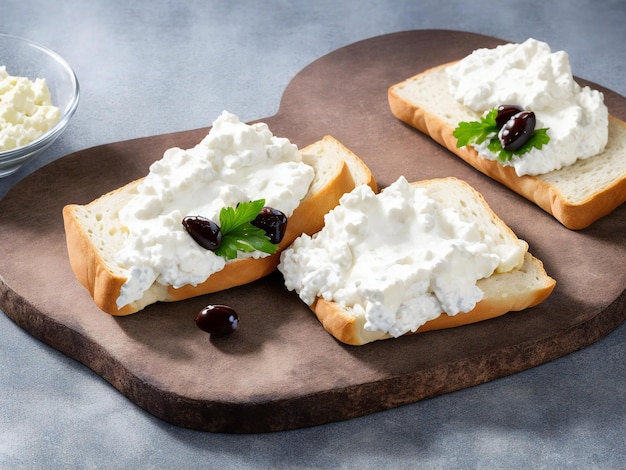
[63,181,145,316]
[310,252,556,346]
[388,61,626,230]
[63,135,376,315]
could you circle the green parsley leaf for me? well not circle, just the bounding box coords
[218,199,265,234]
[453,108,499,147]
[214,199,278,260]
[452,108,550,163]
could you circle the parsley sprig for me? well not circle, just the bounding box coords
[215,199,278,260]
[453,108,550,162]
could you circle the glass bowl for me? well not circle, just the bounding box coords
[0,33,80,177]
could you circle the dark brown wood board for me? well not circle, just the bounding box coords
[0,30,624,433]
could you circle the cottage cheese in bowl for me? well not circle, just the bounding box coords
[0,33,79,177]
[0,66,61,151]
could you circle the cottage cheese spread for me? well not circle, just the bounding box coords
[446,38,608,176]
[116,111,315,308]
[0,66,61,151]
[279,177,527,337]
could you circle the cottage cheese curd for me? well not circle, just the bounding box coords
[446,39,608,176]
[116,111,315,308]
[279,177,527,337]
[0,66,61,151]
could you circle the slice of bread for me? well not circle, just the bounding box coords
[388,62,626,230]
[63,135,377,316]
[283,177,556,346]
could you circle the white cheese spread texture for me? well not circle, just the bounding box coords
[116,111,315,308]
[278,177,527,337]
[0,66,61,151]
[446,38,608,176]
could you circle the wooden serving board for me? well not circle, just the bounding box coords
[1,30,624,433]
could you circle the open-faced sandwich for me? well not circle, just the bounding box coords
[278,176,556,345]
[63,111,376,315]
[388,38,626,230]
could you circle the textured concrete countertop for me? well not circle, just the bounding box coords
[1,1,624,468]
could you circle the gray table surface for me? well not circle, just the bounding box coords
[1,1,625,468]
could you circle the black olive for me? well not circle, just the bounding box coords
[250,207,288,244]
[495,104,524,129]
[498,111,536,151]
[195,304,239,335]
[182,215,222,251]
